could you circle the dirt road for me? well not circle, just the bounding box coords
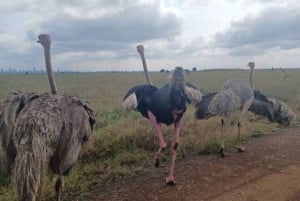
[89,124,300,201]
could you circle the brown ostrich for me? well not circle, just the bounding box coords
[12,34,95,201]
[0,92,40,176]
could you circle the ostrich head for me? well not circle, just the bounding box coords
[37,34,51,49]
[137,45,144,55]
[247,61,255,70]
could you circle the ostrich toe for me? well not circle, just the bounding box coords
[218,147,226,157]
[165,176,176,186]
[237,146,246,152]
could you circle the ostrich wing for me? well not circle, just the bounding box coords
[122,84,158,118]
[185,82,202,105]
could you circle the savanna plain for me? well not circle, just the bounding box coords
[0,68,300,201]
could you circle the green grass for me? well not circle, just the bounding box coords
[0,69,299,201]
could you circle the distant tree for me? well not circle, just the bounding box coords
[160,69,165,72]
[192,67,197,72]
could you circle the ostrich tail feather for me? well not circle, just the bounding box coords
[14,129,46,201]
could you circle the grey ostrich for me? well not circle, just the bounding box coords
[12,34,95,201]
[195,62,255,157]
[122,45,201,184]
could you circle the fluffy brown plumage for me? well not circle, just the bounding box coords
[13,93,94,201]
[11,34,96,201]
[0,92,39,176]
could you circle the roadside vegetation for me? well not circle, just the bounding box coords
[0,68,299,201]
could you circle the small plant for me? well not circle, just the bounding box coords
[0,173,11,187]
[251,129,265,138]
[200,138,220,154]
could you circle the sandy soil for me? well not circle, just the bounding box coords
[88,124,300,201]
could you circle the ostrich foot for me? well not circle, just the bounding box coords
[165,176,176,186]
[218,147,226,157]
[237,146,246,152]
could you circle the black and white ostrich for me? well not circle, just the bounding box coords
[195,62,255,157]
[122,45,202,185]
[12,34,95,201]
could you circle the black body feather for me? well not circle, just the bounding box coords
[123,83,188,125]
[195,92,217,119]
[150,84,186,125]
[248,90,274,122]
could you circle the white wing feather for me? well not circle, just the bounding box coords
[122,93,138,111]
[185,86,202,105]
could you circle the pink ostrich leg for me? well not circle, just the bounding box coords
[166,115,183,185]
[147,111,167,166]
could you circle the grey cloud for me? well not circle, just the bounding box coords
[214,7,300,55]
[0,1,30,12]
[28,2,182,53]
[52,0,135,8]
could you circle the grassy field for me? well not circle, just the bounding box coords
[0,68,299,201]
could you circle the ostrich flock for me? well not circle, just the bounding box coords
[0,34,296,200]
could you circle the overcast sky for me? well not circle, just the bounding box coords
[1,0,300,72]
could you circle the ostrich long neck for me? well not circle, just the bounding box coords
[137,46,153,85]
[43,44,58,94]
[249,67,254,89]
